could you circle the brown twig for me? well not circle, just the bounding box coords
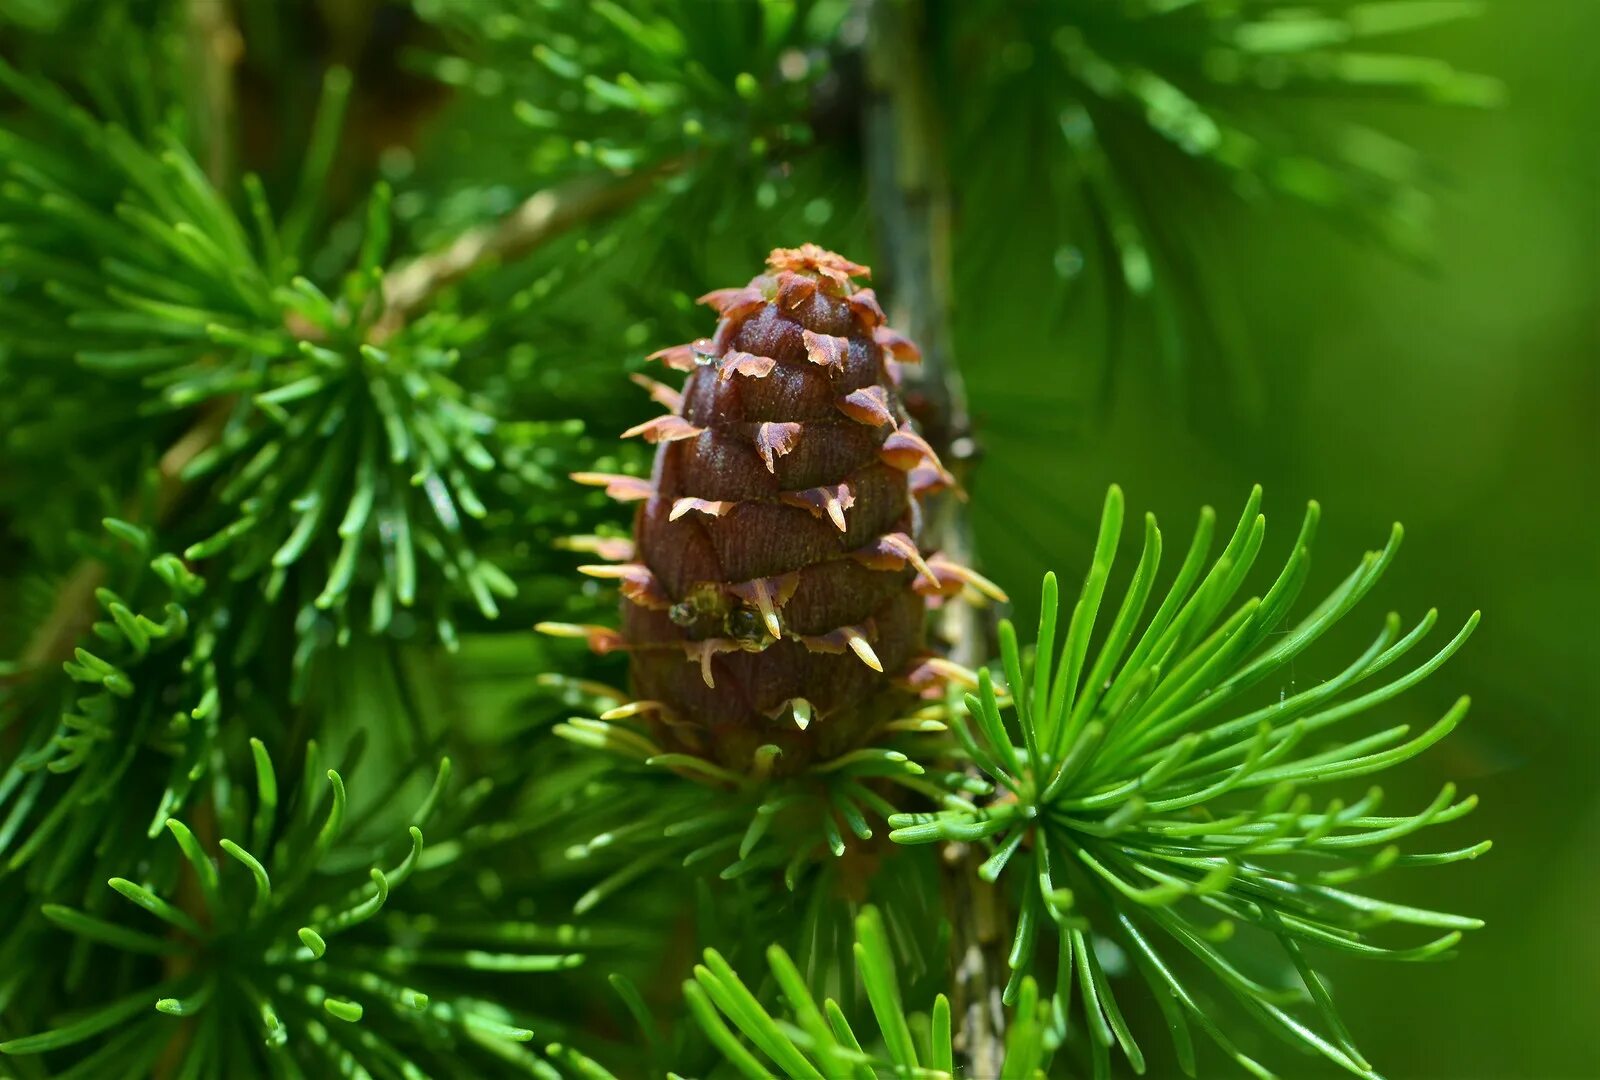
[373,161,679,340]
[861,0,980,659]
[7,402,230,685]
[863,0,1009,1069]
[184,0,243,186]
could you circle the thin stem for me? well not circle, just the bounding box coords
[374,160,680,338]
[863,0,1005,1067]
[184,0,242,185]
[6,400,230,688]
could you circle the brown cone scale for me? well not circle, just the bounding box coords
[596,245,965,772]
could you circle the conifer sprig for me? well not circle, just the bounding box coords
[683,905,1053,1079]
[0,520,214,899]
[413,0,848,179]
[890,485,1485,1078]
[552,697,970,893]
[977,0,1501,250]
[0,743,582,1078]
[405,0,868,296]
[951,0,1500,392]
[0,61,578,681]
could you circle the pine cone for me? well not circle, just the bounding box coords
[573,245,994,773]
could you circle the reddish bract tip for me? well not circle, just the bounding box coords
[629,372,684,413]
[535,622,628,655]
[837,385,895,427]
[774,271,818,310]
[621,415,704,444]
[754,421,802,473]
[801,329,849,371]
[780,482,855,532]
[697,286,766,320]
[845,287,886,328]
[765,243,870,282]
[646,342,701,372]
[719,350,777,381]
[572,472,654,502]
[579,563,672,610]
[669,497,735,521]
[728,572,801,640]
[558,534,636,561]
[874,326,922,365]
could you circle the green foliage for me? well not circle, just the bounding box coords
[553,690,970,890]
[948,0,1500,395]
[891,486,1485,1078]
[0,59,587,684]
[0,520,214,897]
[684,905,1053,1079]
[539,676,962,1034]
[0,37,609,1072]
[405,0,868,332]
[414,0,851,177]
[0,742,581,1078]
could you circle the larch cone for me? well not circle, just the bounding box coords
[574,244,991,774]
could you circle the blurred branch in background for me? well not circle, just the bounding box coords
[945,0,1502,417]
[377,158,678,331]
[864,0,1008,1071]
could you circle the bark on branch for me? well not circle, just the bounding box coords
[377,162,677,331]
[863,0,1009,1070]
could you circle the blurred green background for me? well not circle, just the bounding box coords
[0,0,1592,1074]
[961,3,1597,1076]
